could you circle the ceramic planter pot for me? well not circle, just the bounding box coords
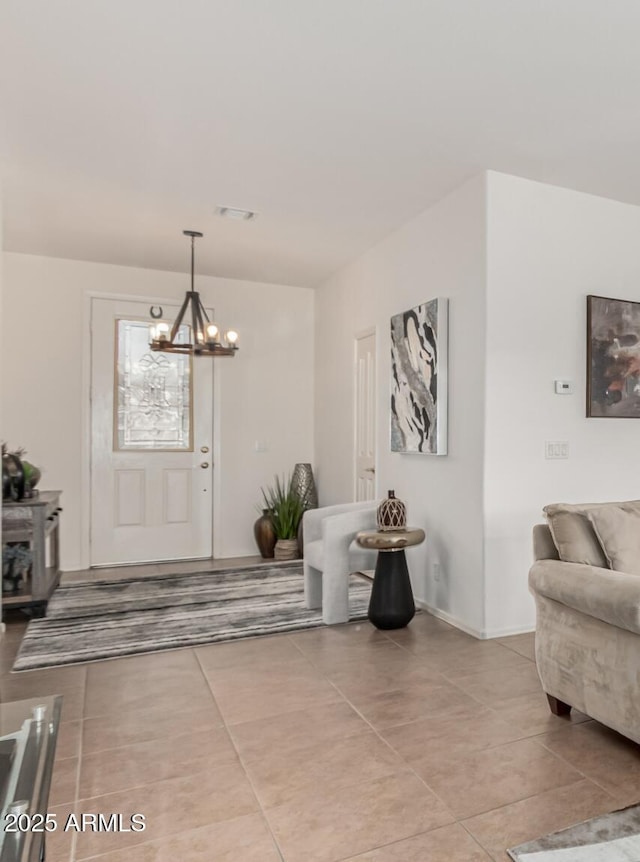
[274,538,299,561]
[254,510,276,559]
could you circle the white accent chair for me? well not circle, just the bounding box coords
[303,502,378,624]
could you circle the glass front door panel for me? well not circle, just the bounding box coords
[115,320,193,451]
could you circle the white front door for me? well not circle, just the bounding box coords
[355,331,376,501]
[90,298,214,566]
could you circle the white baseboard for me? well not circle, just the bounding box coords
[415,600,535,640]
[485,622,536,638]
[415,599,484,639]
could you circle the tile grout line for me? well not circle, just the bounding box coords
[533,730,626,802]
[209,628,461,862]
[200,624,453,861]
[303,629,615,855]
[295,648,466,856]
[455,777,608,860]
[287,628,542,783]
[437,656,547,720]
[73,713,222,758]
[453,818,498,860]
[193,647,286,862]
[469,769,632,862]
[70,728,310,807]
[72,649,276,861]
[327,681,459,810]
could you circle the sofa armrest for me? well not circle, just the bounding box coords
[302,507,325,544]
[315,508,377,570]
[303,502,377,545]
[529,560,640,636]
[322,507,377,545]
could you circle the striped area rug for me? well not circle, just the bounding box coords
[13,562,371,671]
[508,804,640,861]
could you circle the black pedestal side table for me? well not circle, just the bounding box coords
[356,528,425,630]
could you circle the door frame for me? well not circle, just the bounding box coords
[353,326,377,501]
[80,291,223,570]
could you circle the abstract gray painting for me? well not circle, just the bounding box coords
[390,297,448,455]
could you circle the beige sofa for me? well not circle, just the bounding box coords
[529,507,640,745]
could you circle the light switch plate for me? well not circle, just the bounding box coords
[554,380,574,394]
[545,441,569,459]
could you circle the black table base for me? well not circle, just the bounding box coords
[368,549,416,630]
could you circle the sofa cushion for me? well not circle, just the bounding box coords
[587,505,640,575]
[543,503,609,567]
[543,500,640,567]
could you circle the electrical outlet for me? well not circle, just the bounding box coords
[432,562,441,582]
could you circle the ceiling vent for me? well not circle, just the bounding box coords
[215,206,257,221]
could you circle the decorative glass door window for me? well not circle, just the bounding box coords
[115,320,193,450]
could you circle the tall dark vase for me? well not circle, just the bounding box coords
[292,463,318,510]
[254,510,277,559]
[293,463,318,556]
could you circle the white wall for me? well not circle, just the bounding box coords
[315,175,488,635]
[0,199,3,626]
[1,253,314,569]
[484,172,640,634]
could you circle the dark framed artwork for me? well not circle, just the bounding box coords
[390,297,448,454]
[587,294,640,417]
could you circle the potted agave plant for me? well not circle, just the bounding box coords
[261,474,305,561]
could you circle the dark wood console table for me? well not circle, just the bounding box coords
[2,492,62,617]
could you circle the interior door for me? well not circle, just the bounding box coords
[90,298,213,566]
[355,331,376,501]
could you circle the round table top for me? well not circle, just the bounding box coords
[356,528,425,551]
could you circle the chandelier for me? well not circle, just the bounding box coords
[149,230,239,357]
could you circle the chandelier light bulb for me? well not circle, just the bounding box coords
[206,323,219,340]
[226,329,239,345]
[150,321,170,342]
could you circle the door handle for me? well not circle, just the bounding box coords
[200,462,210,469]
[200,446,209,453]
[365,467,376,473]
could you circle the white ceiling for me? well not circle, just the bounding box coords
[3,0,640,287]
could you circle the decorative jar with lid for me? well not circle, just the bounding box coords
[377,490,407,532]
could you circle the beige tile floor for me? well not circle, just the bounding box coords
[1,590,638,860]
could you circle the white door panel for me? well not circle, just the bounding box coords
[91,298,213,566]
[114,470,145,526]
[163,469,192,523]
